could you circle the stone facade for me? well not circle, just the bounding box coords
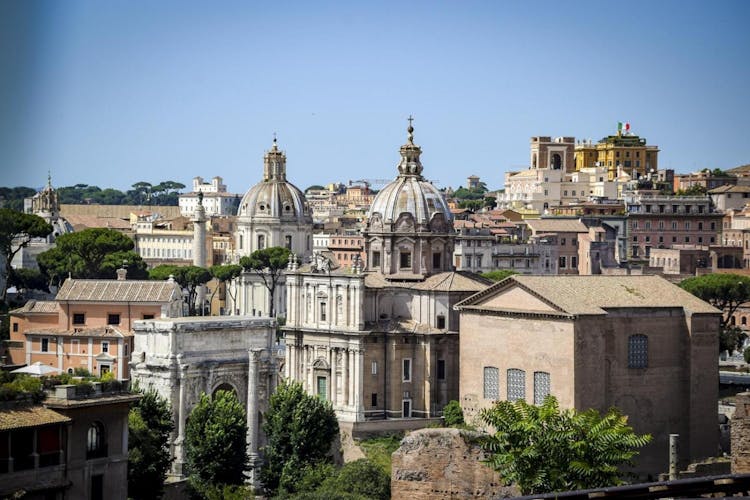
[130,316,278,485]
[456,275,720,476]
[391,428,516,499]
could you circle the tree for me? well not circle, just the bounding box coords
[209,264,242,314]
[185,390,248,491]
[317,459,390,500]
[480,396,651,495]
[36,228,147,285]
[480,270,518,282]
[680,273,750,329]
[443,400,465,427]
[149,265,211,315]
[239,246,292,318]
[261,380,339,495]
[0,208,53,303]
[8,268,50,296]
[128,389,174,500]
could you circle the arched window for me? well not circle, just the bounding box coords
[533,371,550,405]
[87,422,106,459]
[628,334,648,369]
[743,317,747,326]
[285,235,292,249]
[257,234,265,250]
[551,153,562,170]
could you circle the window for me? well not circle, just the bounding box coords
[285,235,292,249]
[320,302,327,322]
[257,234,265,249]
[561,238,566,246]
[534,372,550,405]
[371,393,378,407]
[73,313,85,325]
[507,368,526,401]
[628,334,648,368]
[672,221,678,230]
[437,359,446,380]
[559,256,566,268]
[41,337,49,353]
[107,314,120,325]
[483,367,499,400]
[124,343,129,357]
[371,361,377,375]
[372,251,381,268]
[12,322,18,332]
[101,341,109,353]
[87,422,106,459]
[400,251,412,269]
[685,222,691,230]
[142,314,154,320]
[436,314,446,329]
[571,256,578,269]
[402,359,412,382]
[316,376,327,400]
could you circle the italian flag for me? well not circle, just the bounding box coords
[618,122,631,132]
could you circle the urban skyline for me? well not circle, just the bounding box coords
[2,0,748,192]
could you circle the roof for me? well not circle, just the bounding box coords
[0,405,70,431]
[525,218,588,234]
[25,326,131,338]
[56,278,181,303]
[365,271,492,292]
[10,300,59,315]
[708,184,750,194]
[456,275,720,316]
[63,214,132,231]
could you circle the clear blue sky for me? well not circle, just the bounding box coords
[2,0,749,194]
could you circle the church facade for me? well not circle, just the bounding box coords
[282,123,491,423]
[228,139,314,317]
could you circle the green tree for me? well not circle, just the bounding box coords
[37,228,147,285]
[480,396,651,495]
[680,273,750,354]
[443,400,464,427]
[0,187,36,212]
[318,459,390,500]
[744,345,750,364]
[261,380,339,495]
[480,270,518,282]
[0,208,53,303]
[128,390,174,500]
[185,390,248,491]
[149,265,211,315]
[239,247,292,318]
[209,264,243,313]
[8,268,50,296]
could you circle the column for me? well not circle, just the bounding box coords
[117,338,124,379]
[246,349,261,462]
[88,338,93,372]
[343,349,350,407]
[424,339,432,418]
[307,346,314,393]
[348,349,355,408]
[174,362,189,476]
[331,348,338,407]
[354,349,363,420]
[284,343,291,379]
[57,336,63,372]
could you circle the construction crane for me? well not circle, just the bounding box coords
[348,179,392,189]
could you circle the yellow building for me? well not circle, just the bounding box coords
[575,127,659,181]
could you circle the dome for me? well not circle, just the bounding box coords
[237,139,311,223]
[368,122,452,227]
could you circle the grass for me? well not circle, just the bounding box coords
[357,433,403,474]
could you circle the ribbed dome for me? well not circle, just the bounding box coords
[368,123,452,226]
[237,139,311,223]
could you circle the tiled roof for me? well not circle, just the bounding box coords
[56,278,180,303]
[708,184,750,194]
[25,326,131,338]
[526,218,588,233]
[0,406,70,431]
[365,271,492,292]
[458,275,720,316]
[63,214,132,230]
[10,300,59,315]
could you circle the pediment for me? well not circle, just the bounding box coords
[477,285,559,313]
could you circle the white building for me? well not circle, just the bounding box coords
[227,139,314,318]
[179,176,239,217]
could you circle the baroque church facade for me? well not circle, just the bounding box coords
[228,139,314,317]
[282,123,491,423]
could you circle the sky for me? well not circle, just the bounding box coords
[1,0,749,194]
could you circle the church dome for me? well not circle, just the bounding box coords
[368,122,452,227]
[237,138,311,223]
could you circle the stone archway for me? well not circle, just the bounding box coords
[212,382,238,398]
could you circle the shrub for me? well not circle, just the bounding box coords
[75,381,94,397]
[744,346,750,364]
[74,367,92,377]
[443,400,465,427]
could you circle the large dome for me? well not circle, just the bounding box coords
[237,139,311,223]
[368,124,452,227]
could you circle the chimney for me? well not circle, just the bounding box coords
[116,268,127,281]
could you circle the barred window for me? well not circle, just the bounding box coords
[507,368,526,402]
[483,367,499,400]
[628,334,648,368]
[533,371,550,405]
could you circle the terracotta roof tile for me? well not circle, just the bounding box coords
[0,406,70,431]
[10,300,59,315]
[526,219,588,233]
[56,278,181,303]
